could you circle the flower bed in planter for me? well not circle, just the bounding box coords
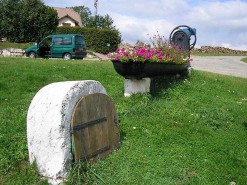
[107,34,192,79]
[111,60,189,79]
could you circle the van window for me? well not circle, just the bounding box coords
[63,37,72,45]
[54,37,72,45]
[75,36,85,45]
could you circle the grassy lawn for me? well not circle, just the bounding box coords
[0,41,34,50]
[0,57,246,184]
[241,58,247,63]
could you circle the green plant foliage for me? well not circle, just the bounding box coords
[0,0,58,43]
[67,6,92,27]
[0,58,246,184]
[241,58,247,63]
[56,27,121,54]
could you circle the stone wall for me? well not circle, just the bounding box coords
[1,48,25,57]
[192,46,247,55]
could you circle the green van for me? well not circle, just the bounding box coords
[26,34,87,60]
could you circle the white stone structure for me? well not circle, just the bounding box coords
[27,80,107,184]
[124,78,151,97]
[1,48,24,57]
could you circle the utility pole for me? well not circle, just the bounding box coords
[94,0,98,16]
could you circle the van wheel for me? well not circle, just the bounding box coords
[29,52,36,58]
[63,53,71,60]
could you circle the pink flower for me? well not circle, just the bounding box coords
[99,58,103,60]
[166,51,170,55]
[158,55,163,60]
[106,52,111,57]
[116,49,120,53]
[190,59,193,61]
[173,55,176,58]
[136,51,141,56]
[121,48,125,51]
[116,56,120,60]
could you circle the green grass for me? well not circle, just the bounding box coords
[241,58,247,63]
[0,57,247,184]
[0,41,34,50]
[191,52,247,56]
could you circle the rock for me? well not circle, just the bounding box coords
[134,41,145,48]
[118,43,133,50]
[2,49,11,57]
[197,46,247,55]
[1,48,24,57]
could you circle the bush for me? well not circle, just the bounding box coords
[0,0,58,43]
[56,27,121,54]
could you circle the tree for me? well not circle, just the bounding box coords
[0,0,58,42]
[67,6,92,27]
[68,5,117,31]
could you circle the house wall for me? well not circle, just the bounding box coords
[58,17,76,27]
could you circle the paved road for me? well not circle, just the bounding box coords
[191,56,247,78]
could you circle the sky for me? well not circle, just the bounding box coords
[43,0,247,50]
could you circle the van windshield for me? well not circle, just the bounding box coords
[75,36,86,46]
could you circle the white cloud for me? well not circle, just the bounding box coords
[43,0,247,50]
[110,12,176,45]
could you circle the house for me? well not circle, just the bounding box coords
[53,7,83,27]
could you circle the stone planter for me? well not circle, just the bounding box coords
[111,60,189,79]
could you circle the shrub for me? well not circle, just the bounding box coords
[56,27,121,54]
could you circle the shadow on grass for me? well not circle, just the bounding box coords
[150,75,189,97]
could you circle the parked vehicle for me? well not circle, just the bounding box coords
[26,34,87,60]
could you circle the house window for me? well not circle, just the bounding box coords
[62,23,71,27]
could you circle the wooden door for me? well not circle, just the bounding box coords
[71,93,120,162]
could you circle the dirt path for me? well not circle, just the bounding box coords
[190,56,247,78]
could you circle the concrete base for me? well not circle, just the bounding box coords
[27,80,107,184]
[124,78,151,97]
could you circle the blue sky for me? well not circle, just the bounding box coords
[44,0,247,50]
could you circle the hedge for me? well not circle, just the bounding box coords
[56,27,121,54]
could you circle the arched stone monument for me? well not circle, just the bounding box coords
[27,80,108,184]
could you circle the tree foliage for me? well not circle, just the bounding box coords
[0,0,58,42]
[67,6,92,27]
[67,5,118,31]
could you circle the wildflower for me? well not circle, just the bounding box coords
[133,127,137,130]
